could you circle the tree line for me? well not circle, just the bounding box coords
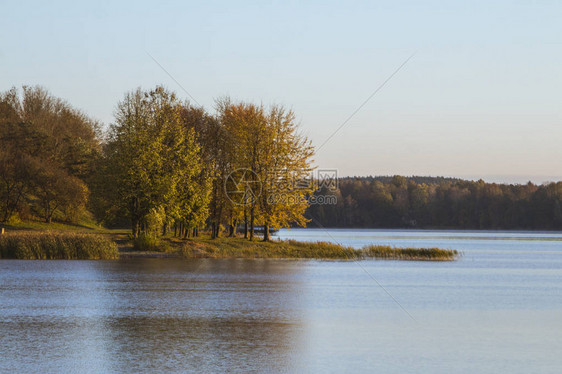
[0,86,313,240]
[2,86,561,234]
[307,176,562,230]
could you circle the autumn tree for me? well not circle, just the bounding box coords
[0,86,99,223]
[217,100,265,239]
[258,105,314,241]
[216,100,315,241]
[102,87,205,237]
[181,102,229,239]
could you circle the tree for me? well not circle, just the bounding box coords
[218,100,265,239]
[102,86,204,237]
[258,105,314,241]
[216,100,315,241]
[181,102,228,239]
[0,86,99,223]
[31,160,88,223]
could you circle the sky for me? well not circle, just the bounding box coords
[2,0,562,184]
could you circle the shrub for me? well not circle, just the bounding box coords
[133,234,166,252]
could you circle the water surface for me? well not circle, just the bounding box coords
[1,229,561,373]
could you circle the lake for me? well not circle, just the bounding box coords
[1,229,561,373]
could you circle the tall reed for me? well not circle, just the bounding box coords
[364,245,458,261]
[0,231,119,259]
[179,237,459,261]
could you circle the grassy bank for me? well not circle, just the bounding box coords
[0,231,119,259]
[0,223,459,261]
[179,237,459,261]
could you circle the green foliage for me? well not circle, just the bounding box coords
[145,207,166,236]
[101,87,206,237]
[133,233,166,252]
[0,231,118,259]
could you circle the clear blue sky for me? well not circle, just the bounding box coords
[2,0,561,183]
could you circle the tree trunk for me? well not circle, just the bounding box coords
[216,206,222,238]
[131,217,138,238]
[263,223,270,241]
[244,208,248,239]
[229,218,237,237]
[249,206,255,241]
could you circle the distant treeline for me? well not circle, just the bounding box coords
[307,176,562,230]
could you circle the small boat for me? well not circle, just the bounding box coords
[238,226,278,234]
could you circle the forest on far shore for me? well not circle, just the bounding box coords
[307,176,562,230]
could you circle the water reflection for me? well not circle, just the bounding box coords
[103,316,301,373]
[0,259,305,373]
[2,231,562,373]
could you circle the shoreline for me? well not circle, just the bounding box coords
[0,225,460,261]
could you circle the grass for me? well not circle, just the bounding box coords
[364,245,459,261]
[0,231,119,259]
[179,237,360,259]
[179,236,459,261]
[2,218,107,232]
[0,222,459,261]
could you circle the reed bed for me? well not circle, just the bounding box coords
[180,237,459,261]
[364,245,459,261]
[0,231,119,259]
